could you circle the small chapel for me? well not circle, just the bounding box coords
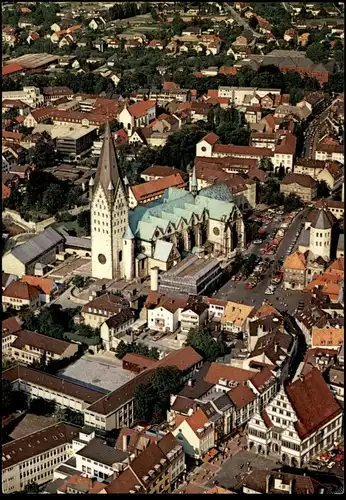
[90,123,246,281]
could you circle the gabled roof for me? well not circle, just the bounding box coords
[130,173,186,203]
[21,275,55,295]
[285,367,342,439]
[11,227,64,265]
[283,251,306,271]
[3,281,40,301]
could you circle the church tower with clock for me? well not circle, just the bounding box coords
[90,123,128,280]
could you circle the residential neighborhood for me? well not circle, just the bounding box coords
[1,1,344,496]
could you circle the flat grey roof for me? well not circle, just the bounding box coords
[77,438,130,466]
[11,227,64,264]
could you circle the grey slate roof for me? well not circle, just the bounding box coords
[76,438,130,466]
[311,210,334,230]
[200,183,234,202]
[93,122,125,201]
[11,227,64,264]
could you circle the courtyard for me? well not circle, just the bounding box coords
[204,450,282,492]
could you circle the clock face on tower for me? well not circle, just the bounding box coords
[98,253,107,264]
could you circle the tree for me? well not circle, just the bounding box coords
[23,483,40,495]
[284,193,303,212]
[27,137,57,169]
[42,184,65,215]
[2,379,13,417]
[278,164,286,180]
[134,383,156,422]
[29,397,56,416]
[316,180,331,199]
[115,340,131,359]
[306,42,330,64]
[249,16,258,30]
[134,367,183,423]
[187,327,226,362]
[56,407,84,426]
[72,276,85,290]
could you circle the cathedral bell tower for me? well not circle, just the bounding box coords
[90,123,128,280]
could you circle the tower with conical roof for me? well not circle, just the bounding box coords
[309,208,334,261]
[91,122,128,280]
[190,164,198,196]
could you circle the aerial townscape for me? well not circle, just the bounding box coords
[1,1,345,495]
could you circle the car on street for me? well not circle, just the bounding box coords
[327,461,336,469]
[265,288,274,295]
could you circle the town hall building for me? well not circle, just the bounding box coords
[90,124,246,281]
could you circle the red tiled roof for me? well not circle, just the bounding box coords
[3,281,40,301]
[228,384,256,409]
[275,134,297,155]
[2,317,22,336]
[148,39,163,47]
[205,363,254,385]
[123,353,159,369]
[286,367,342,439]
[130,173,186,202]
[2,63,25,76]
[214,144,272,157]
[2,130,23,142]
[128,100,156,118]
[158,346,202,372]
[163,81,181,90]
[141,165,185,178]
[2,183,11,199]
[202,132,220,145]
[21,275,55,295]
[218,66,237,75]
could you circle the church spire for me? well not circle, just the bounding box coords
[191,164,198,196]
[93,122,124,200]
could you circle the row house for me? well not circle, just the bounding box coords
[196,132,297,173]
[2,325,78,366]
[2,365,105,413]
[315,139,344,165]
[105,432,185,494]
[81,293,130,329]
[2,423,80,493]
[247,368,343,467]
[52,427,132,485]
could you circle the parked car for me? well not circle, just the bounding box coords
[327,461,336,469]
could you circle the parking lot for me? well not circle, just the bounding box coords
[58,352,136,392]
[216,208,307,313]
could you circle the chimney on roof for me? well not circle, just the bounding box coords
[265,474,272,494]
[274,342,279,353]
[150,267,159,292]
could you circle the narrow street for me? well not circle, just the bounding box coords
[222,3,261,38]
[303,102,333,158]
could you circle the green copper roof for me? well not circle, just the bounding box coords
[128,186,237,242]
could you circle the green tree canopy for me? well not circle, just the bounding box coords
[316,180,331,199]
[187,327,226,362]
[283,193,304,212]
[134,367,183,424]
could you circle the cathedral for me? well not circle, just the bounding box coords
[90,124,246,281]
